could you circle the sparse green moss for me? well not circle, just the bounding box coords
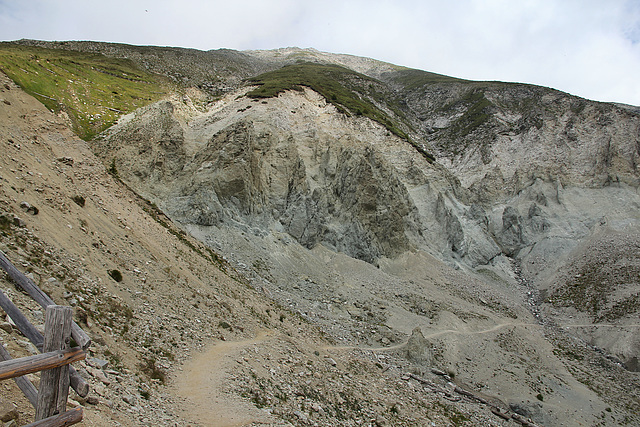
[553,342,584,361]
[391,68,464,89]
[601,293,640,322]
[218,320,232,330]
[448,89,493,137]
[104,348,124,371]
[548,257,640,321]
[140,357,166,383]
[437,403,469,426]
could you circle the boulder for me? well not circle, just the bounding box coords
[405,327,432,365]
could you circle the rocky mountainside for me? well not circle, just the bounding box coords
[1,41,639,426]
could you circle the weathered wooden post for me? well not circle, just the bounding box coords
[0,253,90,398]
[35,305,72,420]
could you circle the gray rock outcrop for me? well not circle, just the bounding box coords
[95,90,427,264]
[405,327,432,365]
[94,81,640,278]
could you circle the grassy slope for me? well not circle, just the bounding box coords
[0,43,169,140]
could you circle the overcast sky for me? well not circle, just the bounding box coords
[1,0,639,106]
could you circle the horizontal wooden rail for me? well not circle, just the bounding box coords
[0,250,91,350]
[0,347,85,382]
[0,289,43,350]
[68,364,89,398]
[23,407,83,427]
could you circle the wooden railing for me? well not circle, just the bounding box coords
[0,250,91,426]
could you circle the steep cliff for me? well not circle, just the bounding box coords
[94,87,430,264]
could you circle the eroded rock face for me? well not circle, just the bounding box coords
[96,90,427,263]
[94,84,640,374]
[398,82,640,191]
[497,206,526,257]
[92,100,187,193]
[95,85,640,277]
[5,45,640,426]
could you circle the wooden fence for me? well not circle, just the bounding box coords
[0,250,91,426]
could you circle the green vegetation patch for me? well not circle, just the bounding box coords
[446,89,493,137]
[425,88,496,157]
[246,63,410,138]
[0,43,168,140]
[246,62,436,162]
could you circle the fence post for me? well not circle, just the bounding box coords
[35,305,72,421]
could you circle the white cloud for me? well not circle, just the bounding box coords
[0,0,638,105]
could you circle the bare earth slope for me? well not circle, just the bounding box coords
[93,83,640,425]
[0,69,287,425]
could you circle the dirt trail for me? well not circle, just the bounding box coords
[173,323,530,425]
[172,331,281,427]
[171,320,633,426]
[324,321,541,352]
